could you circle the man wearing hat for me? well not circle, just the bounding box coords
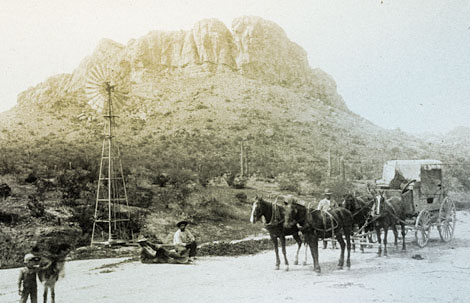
[18,253,39,303]
[137,236,189,264]
[317,189,338,249]
[173,220,197,261]
[317,189,335,211]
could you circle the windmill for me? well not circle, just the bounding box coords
[85,65,131,246]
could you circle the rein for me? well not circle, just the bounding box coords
[351,198,374,218]
[307,209,338,234]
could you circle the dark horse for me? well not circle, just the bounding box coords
[250,195,303,271]
[342,193,375,252]
[372,191,407,256]
[284,201,353,273]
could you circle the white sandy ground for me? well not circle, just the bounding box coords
[2,211,470,303]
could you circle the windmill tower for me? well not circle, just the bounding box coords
[85,65,131,246]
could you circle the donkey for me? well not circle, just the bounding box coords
[33,242,70,303]
[37,259,65,303]
[284,201,353,273]
[250,195,303,271]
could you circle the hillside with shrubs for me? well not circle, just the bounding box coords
[1,16,469,268]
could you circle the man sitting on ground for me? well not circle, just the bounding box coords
[138,236,189,264]
[173,220,197,261]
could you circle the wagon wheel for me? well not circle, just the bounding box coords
[415,209,432,248]
[438,197,456,242]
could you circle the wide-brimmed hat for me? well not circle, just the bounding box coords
[176,220,189,227]
[137,235,148,243]
[24,253,36,263]
[323,189,332,195]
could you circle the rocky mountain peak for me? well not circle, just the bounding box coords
[14,16,347,111]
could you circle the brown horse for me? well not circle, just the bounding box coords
[284,201,353,273]
[342,193,375,252]
[373,191,407,256]
[250,195,303,271]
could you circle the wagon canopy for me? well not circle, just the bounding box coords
[376,159,442,188]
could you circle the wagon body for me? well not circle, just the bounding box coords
[373,160,456,247]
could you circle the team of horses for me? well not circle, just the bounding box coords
[250,189,410,274]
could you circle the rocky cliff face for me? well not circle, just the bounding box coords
[16,16,346,111]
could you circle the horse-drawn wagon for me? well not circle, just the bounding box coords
[373,159,456,248]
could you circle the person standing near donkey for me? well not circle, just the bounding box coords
[173,220,197,261]
[18,253,39,303]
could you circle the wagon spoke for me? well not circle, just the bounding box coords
[415,209,431,248]
[438,198,456,243]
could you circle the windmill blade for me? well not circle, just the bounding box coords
[85,64,127,113]
[89,67,105,84]
[94,64,108,82]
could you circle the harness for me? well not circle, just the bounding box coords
[351,198,374,218]
[264,198,284,226]
[307,208,338,239]
[373,195,407,225]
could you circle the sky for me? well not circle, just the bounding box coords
[0,0,469,134]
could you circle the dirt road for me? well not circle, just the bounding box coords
[2,211,470,303]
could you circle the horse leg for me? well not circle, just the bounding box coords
[336,233,346,269]
[51,285,55,303]
[303,240,309,265]
[351,226,356,252]
[376,226,382,257]
[345,231,352,268]
[292,233,302,265]
[43,286,48,303]
[308,235,321,273]
[392,223,398,248]
[280,236,289,271]
[401,223,406,251]
[383,225,389,256]
[271,236,280,270]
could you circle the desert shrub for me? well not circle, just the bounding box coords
[152,173,169,187]
[132,187,154,208]
[56,168,94,205]
[235,192,248,204]
[276,173,303,193]
[231,175,247,189]
[27,195,45,218]
[322,179,354,201]
[190,197,240,222]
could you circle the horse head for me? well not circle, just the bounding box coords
[342,193,356,212]
[374,190,386,215]
[250,195,264,224]
[283,200,305,229]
